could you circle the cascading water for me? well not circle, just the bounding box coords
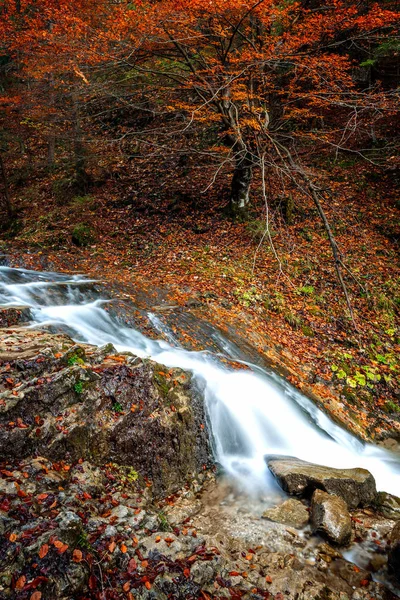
[1,265,399,498]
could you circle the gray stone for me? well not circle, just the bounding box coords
[69,461,105,494]
[375,491,400,520]
[104,525,118,538]
[311,490,352,546]
[190,561,216,585]
[0,479,16,496]
[266,455,376,508]
[55,510,83,544]
[262,498,309,529]
[110,505,130,522]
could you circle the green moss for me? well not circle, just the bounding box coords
[74,381,83,395]
[153,371,171,397]
[284,311,302,329]
[301,325,314,337]
[385,401,400,414]
[72,223,95,247]
[68,354,85,366]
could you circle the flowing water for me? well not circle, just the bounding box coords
[0,265,399,499]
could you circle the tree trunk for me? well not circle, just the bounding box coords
[0,154,13,219]
[72,91,89,191]
[230,153,253,218]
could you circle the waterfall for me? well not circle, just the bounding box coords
[1,265,399,497]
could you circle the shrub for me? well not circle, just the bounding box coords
[72,223,95,247]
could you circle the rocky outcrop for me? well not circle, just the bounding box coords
[0,324,399,599]
[0,305,31,328]
[266,455,377,508]
[311,489,352,545]
[262,498,309,529]
[0,327,211,497]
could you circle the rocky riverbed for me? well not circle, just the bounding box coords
[1,308,400,599]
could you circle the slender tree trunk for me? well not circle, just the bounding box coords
[47,61,56,167]
[72,91,88,191]
[230,153,253,217]
[0,154,13,219]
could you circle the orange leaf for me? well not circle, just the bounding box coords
[9,533,17,542]
[73,549,83,562]
[108,541,116,553]
[15,575,26,590]
[39,544,49,559]
[145,581,151,590]
[30,592,42,600]
[120,543,127,554]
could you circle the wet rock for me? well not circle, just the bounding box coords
[329,558,371,588]
[0,306,31,328]
[266,455,377,508]
[164,497,202,526]
[311,490,352,545]
[55,510,83,545]
[262,498,309,529]
[388,521,400,582]
[69,461,104,495]
[0,330,212,498]
[376,491,400,520]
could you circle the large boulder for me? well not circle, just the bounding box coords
[310,489,352,546]
[388,521,400,583]
[266,455,376,508]
[0,329,212,497]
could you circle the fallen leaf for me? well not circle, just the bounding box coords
[15,575,26,590]
[39,544,49,559]
[73,549,83,562]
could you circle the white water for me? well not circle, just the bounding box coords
[1,265,399,498]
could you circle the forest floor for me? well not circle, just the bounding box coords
[1,151,399,442]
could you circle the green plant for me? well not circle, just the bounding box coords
[74,381,83,395]
[301,324,314,337]
[126,467,139,483]
[265,291,285,313]
[71,194,94,206]
[158,511,171,532]
[68,354,85,366]
[78,531,94,551]
[284,311,302,329]
[234,286,262,307]
[297,285,315,296]
[72,223,95,247]
[385,401,400,414]
[112,402,123,413]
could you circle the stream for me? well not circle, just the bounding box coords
[0,264,399,500]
